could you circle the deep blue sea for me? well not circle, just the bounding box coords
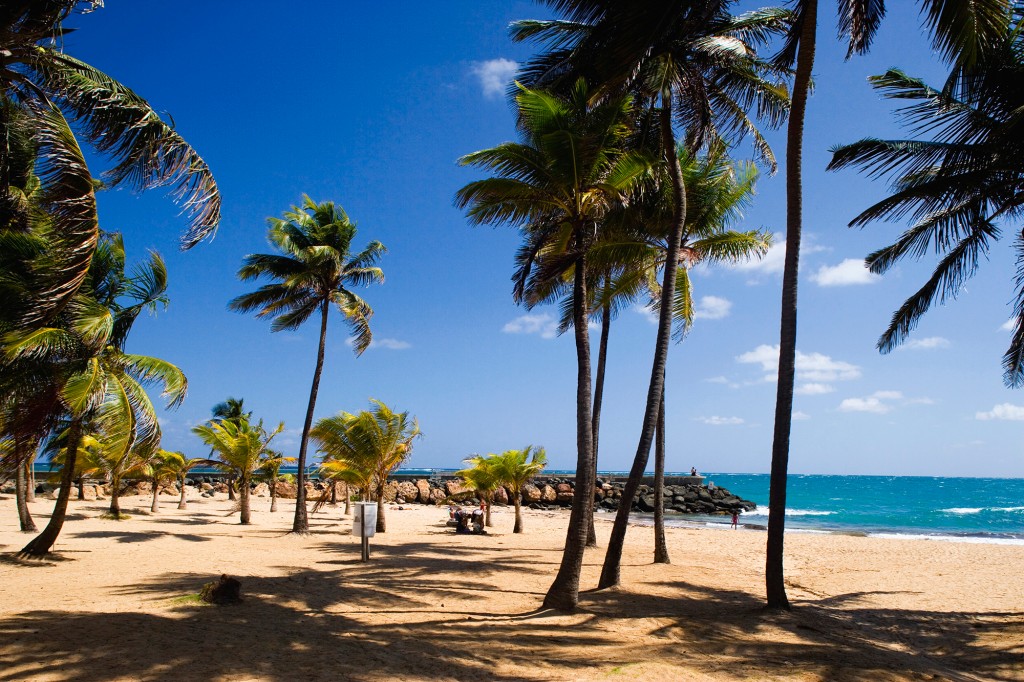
[650,473,1024,544]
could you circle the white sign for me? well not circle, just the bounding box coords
[353,501,377,538]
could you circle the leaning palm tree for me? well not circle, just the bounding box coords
[310,400,420,533]
[457,78,649,610]
[0,3,220,323]
[5,234,187,555]
[513,1,789,605]
[488,446,547,534]
[229,197,385,534]
[829,19,1024,385]
[765,0,1009,610]
[192,416,285,525]
[456,454,502,527]
[147,449,185,513]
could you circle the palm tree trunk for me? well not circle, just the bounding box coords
[25,457,35,503]
[15,449,37,532]
[542,250,596,611]
[587,293,612,547]
[484,493,492,527]
[599,101,686,590]
[109,476,122,518]
[270,479,279,512]
[178,477,188,509]
[654,387,670,564]
[293,301,331,534]
[376,492,386,533]
[76,477,85,501]
[227,474,236,501]
[240,475,251,524]
[767,0,817,612]
[330,482,337,506]
[513,496,523,534]
[19,421,80,556]
[150,478,160,513]
[343,482,351,515]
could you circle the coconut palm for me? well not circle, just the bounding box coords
[161,451,204,510]
[457,78,650,610]
[828,21,1024,386]
[229,196,385,534]
[456,454,502,527]
[513,1,789,606]
[257,452,295,513]
[0,3,220,323]
[5,235,187,555]
[310,400,420,533]
[147,449,185,513]
[192,416,284,525]
[209,397,249,500]
[765,0,1010,610]
[488,446,547,534]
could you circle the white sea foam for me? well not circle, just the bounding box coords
[869,532,1024,546]
[741,509,836,518]
[941,506,1024,515]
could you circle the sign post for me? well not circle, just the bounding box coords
[352,501,377,561]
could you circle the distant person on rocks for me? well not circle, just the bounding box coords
[708,481,715,492]
[731,511,739,529]
[690,466,697,476]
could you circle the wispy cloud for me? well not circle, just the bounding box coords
[470,58,517,98]
[1001,319,1016,331]
[346,337,411,350]
[634,304,658,325]
[976,403,1024,421]
[839,390,904,414]
[697,415,744,426]
[693,295,732,320]
[812,258,881,286]
[728,234,828,280]
[503,313,558,339]
[900,336,951,351]
[796,382,834,395]
[737,344,861,383]
[793,411,811,420]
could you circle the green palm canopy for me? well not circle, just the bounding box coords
[229,195,386,534]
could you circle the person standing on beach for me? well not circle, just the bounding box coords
[731,511,739,529]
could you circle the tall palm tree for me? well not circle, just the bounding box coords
[0,3,220,323]
[488,446,548,534]
[513,2,789,601]
[5,234,187,555]
[828,18,1024,385]
[310,399,420,533]
[192,416,285,525]
[229,196,386,534]
[456,79,650,610]
[765,0,1009,610]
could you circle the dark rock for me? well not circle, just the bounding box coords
[200,574,242,605]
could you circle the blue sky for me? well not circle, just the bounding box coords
[62,2,1022,477]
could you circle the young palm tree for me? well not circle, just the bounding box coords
[488,446,548,534]
[828,19,1024,385]
[257,452,295,513]
[147,449,185,513]
[513,2,789,603]
[209,397,249,501]
[229,197,385,534]
[457,79,649,610]
[765,0,1009,610]
[0,3,220,323]
[192,416,285,525]
[456,454,502,527]
[310,400,420,533]
[161,452,204,510]
[6,235,187,555]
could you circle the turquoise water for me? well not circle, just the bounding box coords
[671,473,1024,543]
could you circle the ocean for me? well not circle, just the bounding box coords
[645,473,1024,544]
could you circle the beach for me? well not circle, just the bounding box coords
[1,492,1021,682]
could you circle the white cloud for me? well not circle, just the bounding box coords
[697,416,745,426]
[900,336,951,351]
[796,382,834,395]
[470,58,518,98]
[838,390,904,414]
[693,295,732,320]
[730,240,785,275]
[976,403,1024,421]
[502,313,558,339]
[812,258,881,287]
[736,344,861,382]
[346,337,411,350]
[634,304,658,325]
[706,376,730,384]
[1001,319,1017,331]
[793,411,811,420]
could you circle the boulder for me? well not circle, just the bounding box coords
[522,484,542,504]
[415,479,431,503]
[593,486,605,500]
[382,481,399,503]
[274,481,298,499]
[200,574,242,605]
[214,482,229,493]
[397,481,419,502]
[555,484,574,505]
[135,481,152,495]
[444,479,466,497]
[637,494,656,512]
[540,485,557,504]
[492,486,509,505]
[429,488,447,505]
[252,483,270,498]
[200,482,214,492]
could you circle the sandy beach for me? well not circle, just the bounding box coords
[0,492,1021,682]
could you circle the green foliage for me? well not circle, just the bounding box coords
[191,416,285,483]
[487,446,547,496]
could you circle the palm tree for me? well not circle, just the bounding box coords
[102,439,156,520]
[310,400,420,533]
[488,446,547,534]
[209,397,249,501]
[5,234,187,555]
[229,196,386,534]
[765,0,1009,610]
[513,2,789,602]
[0,3,220,323]
[456,454,502,527]
[828,19,1024,385]
[257,452,295,513]
[457,79,649,610]
[192,416,285,525]
[161,451,204,510]
[147,449,185,513]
